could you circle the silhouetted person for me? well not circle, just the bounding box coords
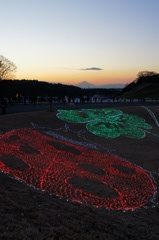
[1,98,7,114]
[33,96,37,105]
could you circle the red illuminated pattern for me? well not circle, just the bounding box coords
[0,129,156,210]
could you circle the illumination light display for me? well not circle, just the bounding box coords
[0,128,155,210]
[57,109,152,138]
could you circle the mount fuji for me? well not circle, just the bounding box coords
[75,81,125,89]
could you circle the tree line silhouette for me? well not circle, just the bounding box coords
[0,79,121,102]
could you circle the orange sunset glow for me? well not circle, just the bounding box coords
[1,0,159,87]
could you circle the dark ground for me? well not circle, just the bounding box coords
[0,103,159,239]
[3,101,159,114]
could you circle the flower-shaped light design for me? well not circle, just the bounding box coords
[57,109,152,138]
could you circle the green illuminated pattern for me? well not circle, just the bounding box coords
[57,109,152,139]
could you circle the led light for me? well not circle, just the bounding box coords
[57,109,152,139]
[0,128,155,210]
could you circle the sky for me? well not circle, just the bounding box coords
[1,0,159,86]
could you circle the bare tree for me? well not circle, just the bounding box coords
[0,55,17,80]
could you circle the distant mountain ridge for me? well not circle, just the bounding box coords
[75,81,125,89]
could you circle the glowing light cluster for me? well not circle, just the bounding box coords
[57,109,152,138]
[0,128,155,210]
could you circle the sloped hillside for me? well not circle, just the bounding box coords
[121,71,159,99]
[121,83,159,99]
